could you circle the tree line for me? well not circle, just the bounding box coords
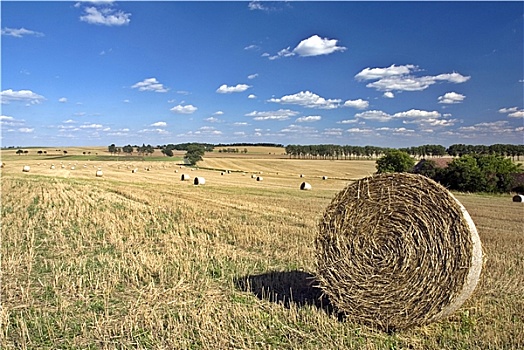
[376,149,523,193]
[285,144,524,160]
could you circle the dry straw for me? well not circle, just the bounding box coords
[300,182,312,190]
[315,173,483,331]
[512,194,524,202]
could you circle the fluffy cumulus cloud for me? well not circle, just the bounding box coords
[170,104,197,114]
[59,97,68,103]
[499,106,524,118]
[1,27,44,37]
[323,128,344,136]
[246,109,299,121]
[248,94,257,99]
[266,35,346,60]
[438,92,466,104]
[80,6,131,26]
[343,99,369,110]
[393,109,441,119]
[296,115,322,123]
[457,120,521,135]
[132,78,168,92]
[293,35,346,57]
[216,84,251,94]
[268,91,341,109]
[383,91,395,98]
[1,89,45,105]
[355,64,470,92]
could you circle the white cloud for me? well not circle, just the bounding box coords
[170,104,197,114]
[383,91,395,98]
[244,44,260,51]
[293,35,346,57]
[393,109,441,119]
[216,84,251,93]
[139,128,169,135]
[19,128,34,133]
[1,89,45,105]
[59,97,68,103]
[354,110,392,122]
[214,111,224,115]
[296,115,322,122]
[268,47,294,60]
[323,128,343,136]
[438,92,466,104]
[248,1,267,11]
[346,127,373,134]
[248,73,258,79]
[268,91,341,109]
[355,64,417,81]
[355,64,470,92]
[205,117,221,123]
[1,27,44,38]
[458,120,518,134]
[343,99,369,110]
[150,121,167,127]
[248,94,257,99]
[80,6,131,26]
[132,78,168,92]
[508,110,524,118]
[80,123,103,129]
[64,119,76,123]
[337,119,359,124]
[280,124,318,134]
[499,107,524,118]
[246,109,299,121]
[0,115,15,121]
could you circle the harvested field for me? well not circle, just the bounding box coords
[1,150,522,349]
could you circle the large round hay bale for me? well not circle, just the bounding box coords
[322,175,328,180]
[315,173,483,331]
[22,165,30,172]
[512,194,524,202]
[300,182,312,190]
[96,170,103,177]
[181,174,190,181]
[194,176,206,185]
[256,176,263,181]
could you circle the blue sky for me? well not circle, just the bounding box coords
[1,1,523,148]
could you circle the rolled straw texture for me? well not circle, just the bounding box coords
[315,173,483,331]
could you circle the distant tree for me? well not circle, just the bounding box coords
[163,148,174,157]
[37,150,43,155]
[184,144,206,166]
[376,150,415,173]
[108,144,117,155]
[441,155,486,192]
[63,150,67,155]
[122,145,134,155]
[24,150,29,155]
[16,149,23,155]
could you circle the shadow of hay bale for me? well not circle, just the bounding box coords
[234,270,340,317]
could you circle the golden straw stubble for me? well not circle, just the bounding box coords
[315,173,483,331]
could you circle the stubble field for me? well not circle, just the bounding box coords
[1,147,523,349]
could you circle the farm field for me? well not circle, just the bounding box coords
[1,148,523,349]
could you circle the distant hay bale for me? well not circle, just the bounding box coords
[194,176,206,185]
[251,174,256,179]
[181,174,191,181]
[50,165,55,169]
[512,194,524,202]
[322,176,328,180]
[175,170,179,173]
[256,176,263,181]
[300,174,305,178]
[132,168,138,173]
[22,165,30,172]
[96,170,103,177]
[300,182,312,190]
[315,173,483,331]
[221,172,225,175]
